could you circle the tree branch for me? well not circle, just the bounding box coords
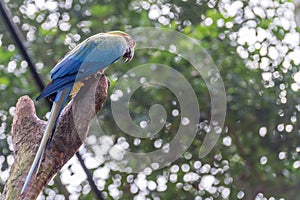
[2,72,109,200]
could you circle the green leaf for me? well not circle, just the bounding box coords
[0,77,9,86]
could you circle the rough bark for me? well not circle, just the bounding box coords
[2,72,109,200]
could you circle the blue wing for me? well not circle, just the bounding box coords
[36,75,76,100]
[36,34,127,100]
[21,32,133,194]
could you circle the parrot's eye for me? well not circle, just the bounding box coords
[123,47,134,63]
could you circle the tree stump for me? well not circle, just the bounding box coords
[1,73,109,200]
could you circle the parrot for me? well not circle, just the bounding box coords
[21,31,135,194]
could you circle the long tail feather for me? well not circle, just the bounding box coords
[47,86,72,148]
[21,87,71,194]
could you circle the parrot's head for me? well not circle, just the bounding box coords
[108,31,136,62]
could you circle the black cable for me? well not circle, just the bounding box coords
[0,2,48,97]
[0,2,103,199]
[76,152,104,200]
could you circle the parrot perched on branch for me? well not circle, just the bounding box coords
[21,31,135,194]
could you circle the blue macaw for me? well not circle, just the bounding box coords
[21,31,135,193]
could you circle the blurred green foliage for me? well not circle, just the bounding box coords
[0,0,299,199]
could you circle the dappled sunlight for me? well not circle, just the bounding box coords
[0,0,299,199]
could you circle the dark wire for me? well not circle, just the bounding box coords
[0,2,104,199]
[76,151,104,200]
[0,2,48,99]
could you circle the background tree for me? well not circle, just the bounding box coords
[0,0,299,199]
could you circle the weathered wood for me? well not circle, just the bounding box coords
[2,73,108,200]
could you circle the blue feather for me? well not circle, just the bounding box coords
[37,34,127,100]
[22,32,134,194]
[36,74,77,100]
[47,86,73,148]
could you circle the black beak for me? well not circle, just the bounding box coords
[123,47,134,63]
